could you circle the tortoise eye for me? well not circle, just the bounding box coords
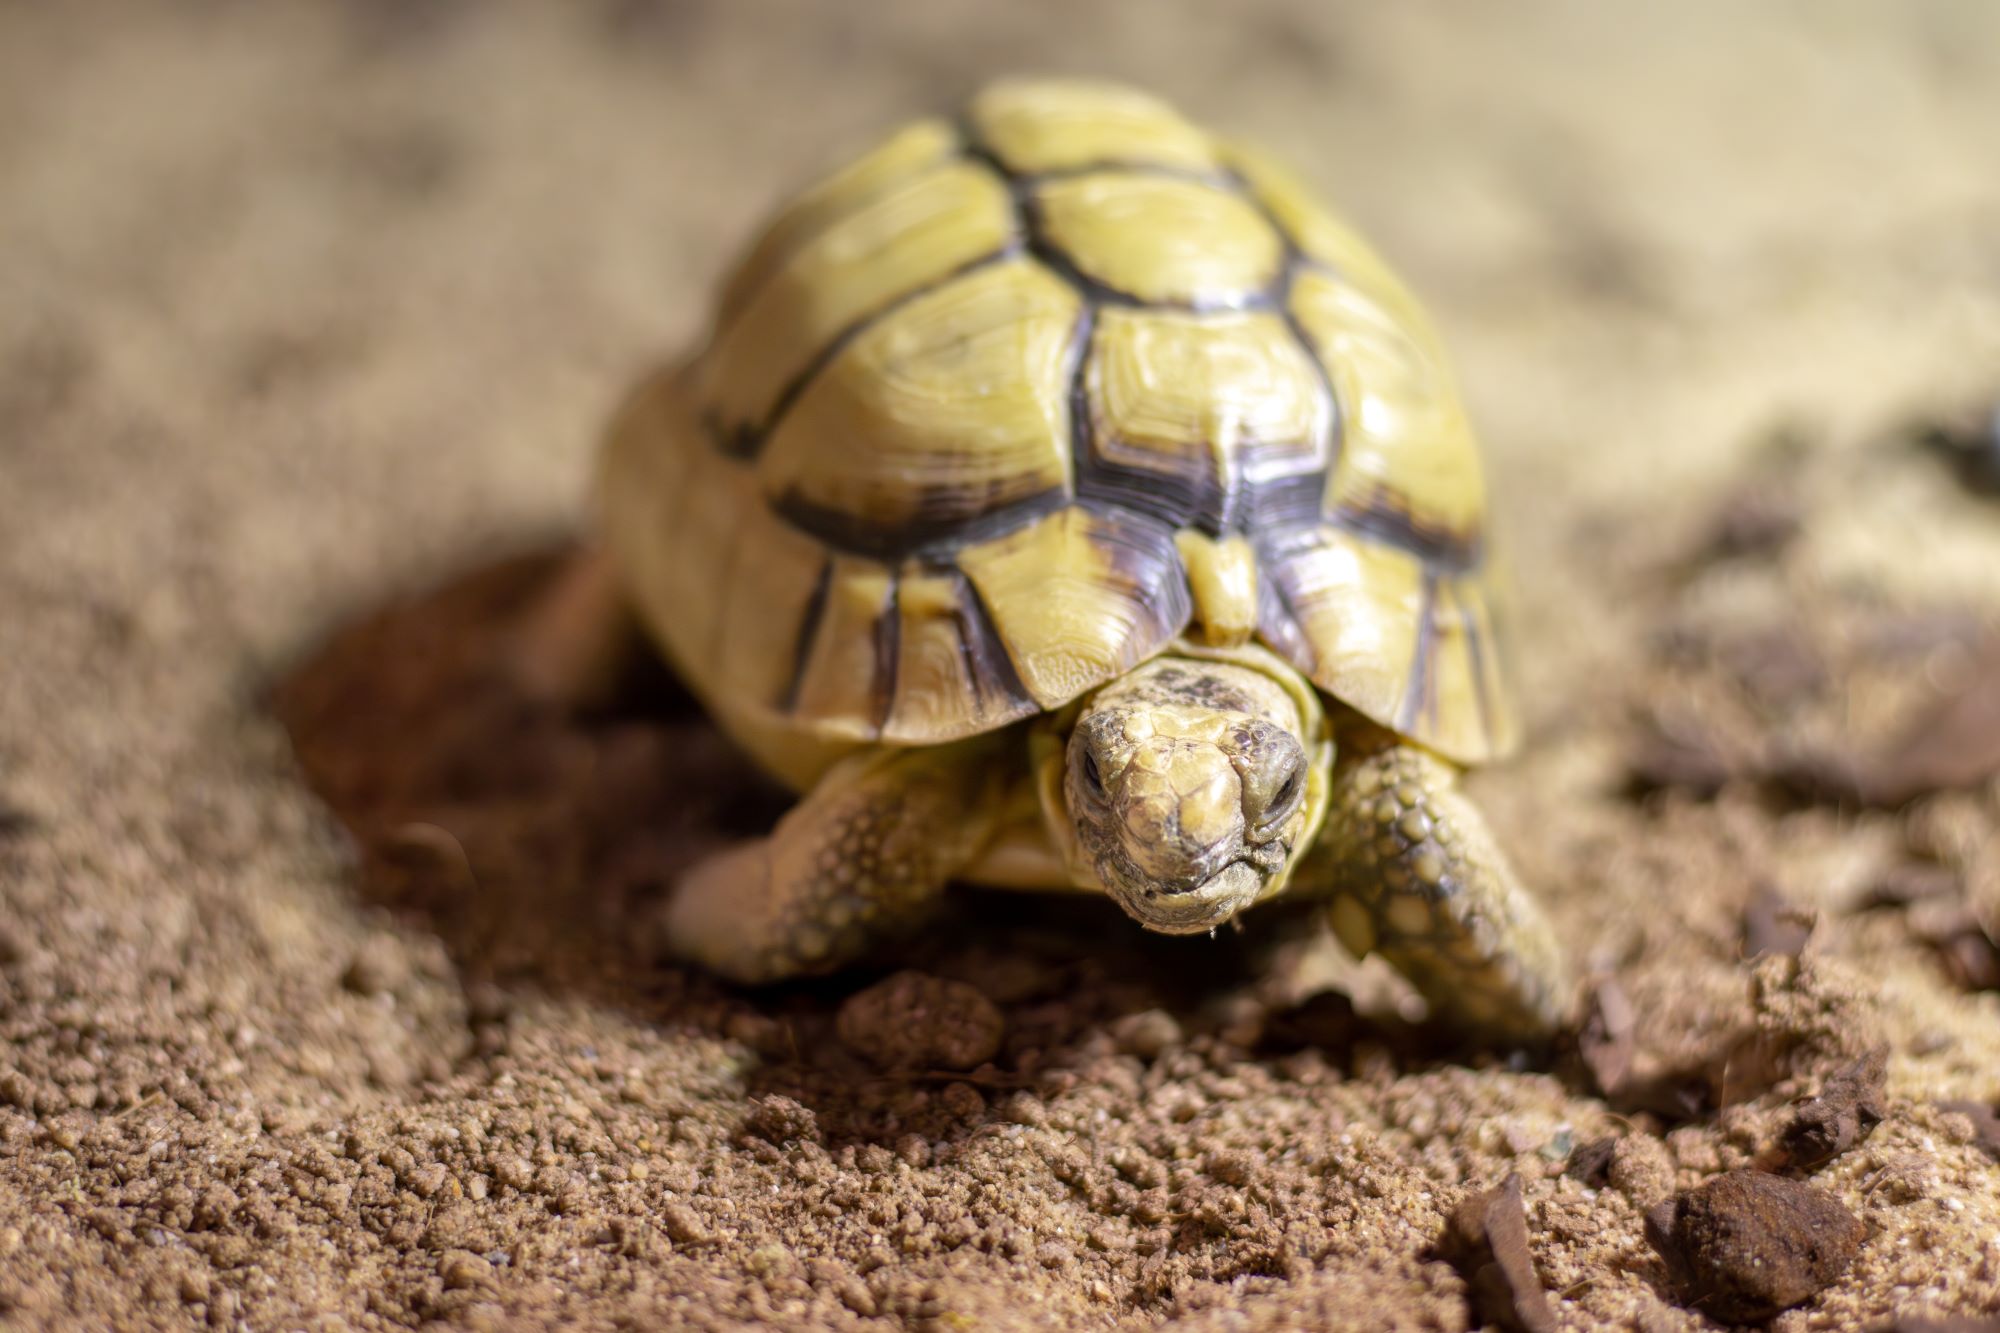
[1255,767,1304,834]
[1080,750,1105,798]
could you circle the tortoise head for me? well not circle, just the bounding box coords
[1039,646,1331,934]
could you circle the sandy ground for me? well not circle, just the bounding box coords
[7,2,2000,1328]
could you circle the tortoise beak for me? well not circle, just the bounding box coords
[1114,859,1263,934]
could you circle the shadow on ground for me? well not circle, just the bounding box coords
[268,548,1479,1143]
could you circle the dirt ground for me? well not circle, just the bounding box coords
[8,3,2000,1329]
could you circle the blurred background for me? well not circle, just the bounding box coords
[8,0,2000,675]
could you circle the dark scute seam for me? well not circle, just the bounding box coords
[1454,578,1501,755]
[1237,165,1344,495]
[870,576,902,735]
[961,131,1244,191]
[970,115,1325,542]
[956,572,1037,719]
[964,127,1286,316]
[1276,302,1344,512]
[752,246,1024,454]
[1076,457,1232,537]
[708,243,1016,462]
[1069,501,1196,648]
[1399,571,1440,735]
[1328,488,1484,574]
[711,127,969,344]
[1020,186,1286,315]
[779,557,833,714]
[772,486,1070,563]
[1253,546,1318,675]
[1082,428,1330,539]
[1061,300,1100,520]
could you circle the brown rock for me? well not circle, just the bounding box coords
[1703,480,1804,560]
[1919,403,2000,496]
[1646,1169,1864,1322]
[438,1250,493,1290]
[835,971,1004,1071]
[1911,905,2000,993]
[1855,861,1961,912]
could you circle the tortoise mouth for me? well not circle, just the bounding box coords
[1109,859,1266,934]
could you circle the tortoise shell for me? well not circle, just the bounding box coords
[600,79,1516,773]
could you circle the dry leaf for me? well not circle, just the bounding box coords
[1937,1100,2000,1163]
[1781,639,2000,806]
[1625,710,1741,798]
[1566,1136,1619,1188]
[1743,885,1816,961]
[1443,1174,1555,1333]
[1855,862,1961,912]
[1781,1047,1888,1170]
[1576,975,1636,1096]
[1918,403,2000,496]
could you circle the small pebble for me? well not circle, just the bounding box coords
[439,1250,493,1290]
[741,1094,821,1147]
[1107,1009,1182,1060]
[661,1201,711,1246]
[341,934,410,996]
[835,971,1004,1071]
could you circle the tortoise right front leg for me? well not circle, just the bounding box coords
[662,740,1006,983]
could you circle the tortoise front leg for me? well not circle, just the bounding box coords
[662,740,1007,984]
[1304,728,1571,1042]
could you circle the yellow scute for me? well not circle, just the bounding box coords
[759,259,1079,533]
[1290,269,1485,536]
[958,506,1190,709]
[1034,172,1282,307]
[967,79,1217,174]
[701,161,1018,438]
[717,117,960,323]
[1089,306,1328,477]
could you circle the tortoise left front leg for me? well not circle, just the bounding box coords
[1303,729,1572,1042]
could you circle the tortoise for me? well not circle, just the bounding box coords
[573,78,1569,1040]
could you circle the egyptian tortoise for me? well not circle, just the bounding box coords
[563,79,1568,1041]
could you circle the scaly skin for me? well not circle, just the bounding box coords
[662,739,1007,983]
[1304,723,1569,1042]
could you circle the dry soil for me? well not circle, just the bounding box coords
[7,3,2000,1329]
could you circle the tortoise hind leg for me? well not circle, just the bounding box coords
[1306,727,1570,1042]
[507,546,649,713]
[663,740,1007,983]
